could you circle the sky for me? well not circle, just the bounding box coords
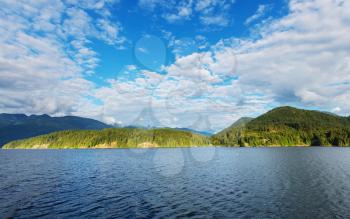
[0,0,350,132]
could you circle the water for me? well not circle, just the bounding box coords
[1,147,350,218]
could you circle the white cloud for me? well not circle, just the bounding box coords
[200,15,230,26]
[126,65,137,71]
[0,0,124,115]
[94,0,350,131]
[245,4,269,25]
[2,0,350,132]
[139,0,235,26]
[234,0,350,115]
[195,0,213,11]
[137,47,148,53]
[90,45,263,131]
[162,31,209,57]
[163,0,193,23]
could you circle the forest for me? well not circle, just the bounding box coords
[212,106,350,146]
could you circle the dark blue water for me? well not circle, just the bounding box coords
[1,147,350,218]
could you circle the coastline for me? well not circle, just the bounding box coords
[2,145,342,150]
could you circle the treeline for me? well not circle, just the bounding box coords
[3,128,212,149]
[212,126,350,146]
[212,106,350,146]
[4,106,350,148]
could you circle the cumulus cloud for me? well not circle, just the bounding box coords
[162,0,193,23]
[91,45,266,131]
[0,0,124,115]
[235,0,350,115]
[94,0,350,131]
[1,0,350,132]
[162,31,209,57]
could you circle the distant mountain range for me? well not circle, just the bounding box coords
[123,126,213,136]
[2,106,350,148]
[174,128,213,136]
[0,114,111,146]
[0,113,214,147]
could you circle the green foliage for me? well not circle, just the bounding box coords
[4,106,350,149]
[3,128,212,149]
[212,106,350,147]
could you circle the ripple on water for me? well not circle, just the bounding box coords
[1,148,350,218]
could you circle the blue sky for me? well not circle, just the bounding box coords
[92,0,288,83]
[1,0,350,132]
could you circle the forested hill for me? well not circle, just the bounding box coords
[3,106,350,148]
[3,128,211,149]
[212,106,350,146]
[0,114,111,146]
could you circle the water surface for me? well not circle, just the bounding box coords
[1,147,350,218]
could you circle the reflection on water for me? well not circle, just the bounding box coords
[1,147,350,218]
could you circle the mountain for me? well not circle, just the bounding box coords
[0,114,28,128]
[211,117,253,141]
[123,125,213,136]
[223,117,253,130]
[174,128,213,136]
[212,106,350,146]
[3,106,350,149]
[0,114,111,147]
[3,128,211,149]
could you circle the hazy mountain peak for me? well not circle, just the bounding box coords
[0,113,111,146]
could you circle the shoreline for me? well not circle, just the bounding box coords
[2,145,345,150]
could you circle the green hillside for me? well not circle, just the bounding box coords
[3,128,211,149]
[212,106,350,146]
[3,106,350,149]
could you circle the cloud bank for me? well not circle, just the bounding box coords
[0,0,123,115]
[1,0,349,131]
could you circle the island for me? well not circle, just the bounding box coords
[3,128,211,149]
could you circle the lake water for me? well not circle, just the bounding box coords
[1,147,350,218]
